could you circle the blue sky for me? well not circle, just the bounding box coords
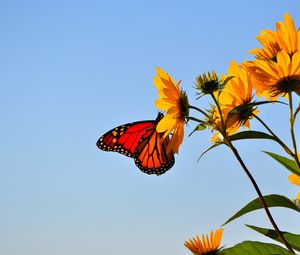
[1,1,300,254]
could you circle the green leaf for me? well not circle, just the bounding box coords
[263,151,300,177]
[220,241,291,255]
[246,225,300,251]
[229,131,275,141]
[189,123,206,137]
[195,123,206,131]
[223,194,300,225]
[222,76,234,87]
[248,100,287,107]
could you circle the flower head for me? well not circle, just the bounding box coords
[184,228,224,255]
[245,51,300,99]
[195,71,222,97]
[154,67,189,154]
[211,61,258,141]
[249,13,300,60]
[276,13,299,56]
[249,29,281,61]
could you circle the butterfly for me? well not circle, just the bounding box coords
[96,113,175,175]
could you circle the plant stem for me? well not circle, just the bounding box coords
[288,92,300,170]
[253,114,294,157]
[208,92,294,252]
[226,140,295,253]
[188,116,203,123]
[188,105,210,118]
[210,92,226,133]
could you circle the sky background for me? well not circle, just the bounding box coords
[1,1,300,254]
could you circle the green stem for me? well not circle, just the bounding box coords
[253,114,294,157]
[208,92,294,251]
[210,92,226,135]
[225,140,295,253]
[288,92,300,170]
[189,116,203,123]
[188,105,210,118]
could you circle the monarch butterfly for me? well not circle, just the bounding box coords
[96,113,175,175]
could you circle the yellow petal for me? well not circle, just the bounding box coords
[156,66,171,81]
[155,67,180,94]
[291,52,300,75]
[169,121,184,154]
[154,76,167,90]
[288,173,300,186]
[283,13,297,53]
[156,116,177,133]
[298,30,300,51]
[162,87,180,100]
[167,106,180,116]
[155,98,174,111]
[251,60,278,80]
[277,51,291,76]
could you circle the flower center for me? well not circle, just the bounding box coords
[272,75,300,96]
[179,90,189,121]
[201,250,220,255]
[238,105,255,124]
[201,80,220,94]
[195,71,222,97]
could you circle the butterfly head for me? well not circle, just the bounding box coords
[156,112,164,123]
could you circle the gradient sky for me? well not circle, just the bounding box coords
[1,1,300,254]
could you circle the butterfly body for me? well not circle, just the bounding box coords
[97,113,175,175]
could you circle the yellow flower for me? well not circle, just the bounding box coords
[212,61,257,141]
[154,67,189,154]
[249,29,281,60]
[249,13,300,60]
[245,51,300,99]
[184,228,224,255]
[276,13,299,56]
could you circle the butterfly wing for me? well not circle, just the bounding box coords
[134,128,175,175]
[133,113,175,175]
[97,120,157,157]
